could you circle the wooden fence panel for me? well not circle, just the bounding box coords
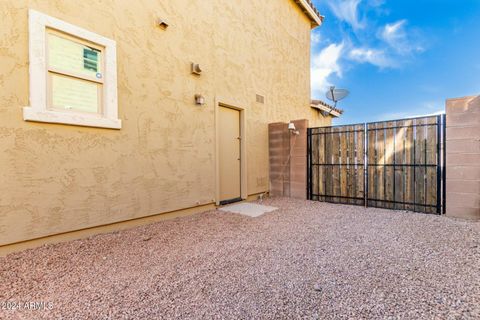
[307,115,443,214]
[404,119,415,211]
[394,120,406,210]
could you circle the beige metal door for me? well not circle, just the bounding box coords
[219,106,241,203]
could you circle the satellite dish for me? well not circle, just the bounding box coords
[326,86,349,108]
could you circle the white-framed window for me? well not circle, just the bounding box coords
[23,9,121,129]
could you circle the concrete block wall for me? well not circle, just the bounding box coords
[446,95,480,219]
[268,119,308,199]
[269,122,290,197]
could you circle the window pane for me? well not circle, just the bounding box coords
[51,74,100,113]
[48,33,103,79]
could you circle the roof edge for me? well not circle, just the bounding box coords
[294,0,324,27]
[311,99,344,118]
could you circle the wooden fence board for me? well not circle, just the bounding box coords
[367,124,376,207]
[347,126,358,204]
[340,129,348,202]
[355,125,364,205]
[394,120,406,210]
[384,121,395,209]
[319,132,325,201]
[426,117,438,213]
[325,129,333,202]
[312,131,319,201]
[404,119,415,211]
[376,123,386,207]
[414,118,426,212]
[332,128,341,203]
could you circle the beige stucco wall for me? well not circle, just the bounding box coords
[0,0,332,247]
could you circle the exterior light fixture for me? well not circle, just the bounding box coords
[191,63,202,75]
[288,122,299,135]
[195,94,205,106]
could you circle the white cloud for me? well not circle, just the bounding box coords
[381,20,406,47]
[311,43,344,98]
[311,32,322,46]
[380,19,423,54]
[328,0,365,30]
[344,20,424,69]
[348,47,393,68]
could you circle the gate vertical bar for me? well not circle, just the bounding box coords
[324,129,327,203]
[307,128,313,200]
[424,125,428,212]
[383,126,387,207]
[364,123,368,207]
[403,122,406,210]
[442,114,447,214]
[413,120,417,212]
[436,115,441,214]
[393,122,396,210]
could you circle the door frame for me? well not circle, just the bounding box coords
[215,97,247,205]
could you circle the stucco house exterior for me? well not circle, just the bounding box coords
[0,0,336,254]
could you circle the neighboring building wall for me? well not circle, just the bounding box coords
[268,119,308,199]
[446,95,480,219]
[0,0,332,247]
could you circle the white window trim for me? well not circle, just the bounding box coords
[24,9,121,129]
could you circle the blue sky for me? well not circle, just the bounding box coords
[310,0,480,124]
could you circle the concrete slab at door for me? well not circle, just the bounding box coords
[219,106,241,203]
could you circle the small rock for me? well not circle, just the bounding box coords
[314,284,322,292]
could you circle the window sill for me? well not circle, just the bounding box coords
[23,107,122,129]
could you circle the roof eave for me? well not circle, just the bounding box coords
[310,103,343,118]
[295,0,324,28]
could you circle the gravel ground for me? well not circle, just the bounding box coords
[1,197,480,319]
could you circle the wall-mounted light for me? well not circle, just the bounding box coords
[195,94,205,106]
[191,63,202,75]
[288,122,299,135]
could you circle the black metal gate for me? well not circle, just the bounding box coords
[307,115,446,214]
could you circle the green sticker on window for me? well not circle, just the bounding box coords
[83,48,98,72]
